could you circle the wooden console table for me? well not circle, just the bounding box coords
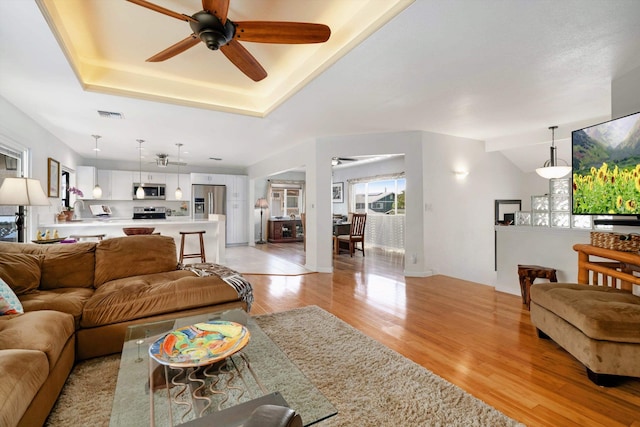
[573,243,640,291]
[268,219,303,243]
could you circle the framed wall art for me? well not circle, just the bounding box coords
[332,182,344,203]
[48,157,59,198]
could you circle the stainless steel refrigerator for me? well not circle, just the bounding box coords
[192,185,226,220]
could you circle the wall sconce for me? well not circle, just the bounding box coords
[453,170,469,179]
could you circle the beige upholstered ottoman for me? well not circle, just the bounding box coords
[530,282,640,386]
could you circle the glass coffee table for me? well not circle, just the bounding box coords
[109,309,336,427]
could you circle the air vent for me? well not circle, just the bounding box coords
[97,110,124,119]
[209,157,222,161]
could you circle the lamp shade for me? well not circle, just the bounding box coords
[136,186,145,199]
[535,165,572,179]
[255,198,269,209]
[0,177,50,206]
[92,184,103,199]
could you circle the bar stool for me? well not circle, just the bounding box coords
[517,264,558,310]
[70,234,106,241]
[179,231,206,264]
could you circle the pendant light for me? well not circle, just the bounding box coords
[175,143,183,200]
[536,126,572,179]
[136,139,145,199]
[91,135,103,198]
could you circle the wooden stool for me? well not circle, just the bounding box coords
[179,231,206,263]
[517,264,558,310]
[70,234,105,241]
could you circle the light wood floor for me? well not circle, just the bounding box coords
[246,242,640,427]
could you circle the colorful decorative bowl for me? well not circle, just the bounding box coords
[149,320,250,367]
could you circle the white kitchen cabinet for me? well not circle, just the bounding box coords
[96,169,112,199]
[226,200,248,245]
[111,170,134,200]
[140,172,165,184]
[76,166,97,200]
[190,173,226,185]
[225,175,248,245]
[165,173,191,201]
[225,174,247,201]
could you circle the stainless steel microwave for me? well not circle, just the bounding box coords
[133,183,166,200]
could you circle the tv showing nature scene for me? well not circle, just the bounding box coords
[572,111,640,215]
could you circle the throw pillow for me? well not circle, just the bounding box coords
[0,253,42,295]
[0,277,24,315]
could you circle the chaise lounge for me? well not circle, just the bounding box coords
[529,244,640,386]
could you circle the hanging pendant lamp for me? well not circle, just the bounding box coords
[91,135,103,198]
[175,143,183,200]
[536,126,572,179]
[136,139,145,199]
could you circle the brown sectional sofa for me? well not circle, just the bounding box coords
[0,235,252,427]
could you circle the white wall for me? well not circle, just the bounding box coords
[0,95,81,237]
[248,129,526,283]
[612,65,640,120]
[419,131,527,285]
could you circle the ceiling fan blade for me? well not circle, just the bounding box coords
[234,22,331,44]
[126,0,197,23]
[220,40,267,82]
[146,35,200,62]
[202,0,230,24]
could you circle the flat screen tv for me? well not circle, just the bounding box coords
[572,111,640,223]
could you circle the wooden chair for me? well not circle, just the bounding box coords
[334,213,366,257]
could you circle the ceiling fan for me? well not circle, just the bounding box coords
[126,0,331,82]
[332,157,357,166]
[153,153,187,167]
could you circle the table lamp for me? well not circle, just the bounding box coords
[0,177,50,242]
[255,198,269,244]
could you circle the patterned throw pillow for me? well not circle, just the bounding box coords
[0,277,24,315]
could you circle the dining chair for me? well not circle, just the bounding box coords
[334,213,367,256]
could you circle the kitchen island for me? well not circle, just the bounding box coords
[37,215,226,263]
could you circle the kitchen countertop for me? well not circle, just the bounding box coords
[39,217,216,227]
[37,215,227,263]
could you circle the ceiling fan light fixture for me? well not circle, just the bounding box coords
[156,154,169,167]
[199,30,226,50]
[536,126,571,179]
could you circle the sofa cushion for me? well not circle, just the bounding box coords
[0,278,23,315]
[81,270,240,328]
[19,288,94,327]
[0,310,75,369]
[0,253,41,295]
[38,242,97,289]
[0,349,49,427]
[94,235,178,287]
[530,283,640,343]
[0,241,96,290]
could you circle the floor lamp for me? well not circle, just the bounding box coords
[0,177,50,242]
[255,198,269,244]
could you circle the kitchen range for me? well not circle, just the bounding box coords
[132,206,167,220]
